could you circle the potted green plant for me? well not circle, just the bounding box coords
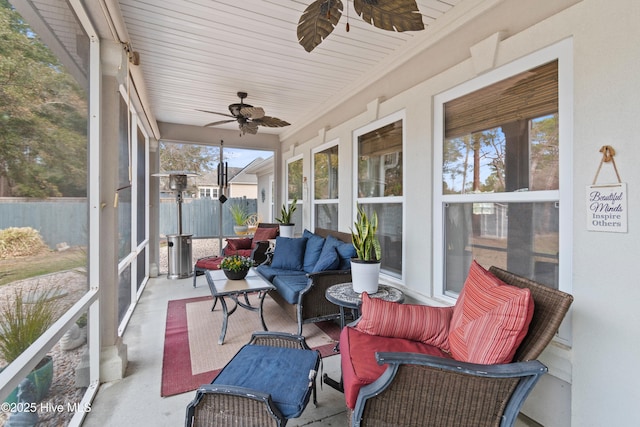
[350,205,382,294]
[229,203,249,235]
[276,197,298,238]
[0,286,58,404]
[220,255,253,280]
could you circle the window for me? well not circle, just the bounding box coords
[434,40,573,348]
[199,187,218,199]
[355,113,404,278]
[286,157,303,234]
[313,142,339,230]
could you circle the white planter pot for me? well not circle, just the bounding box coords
[233,225,248,235]
[351,259,380,294]
[279,224,295,238]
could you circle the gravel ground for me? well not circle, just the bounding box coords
[0,269,88,427]
[1,239,221,426]
[158,238,221,275]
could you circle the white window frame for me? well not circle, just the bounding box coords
[433,39,573,344]
[285,154,304,231]
[312,139,340,230]
[353,110,406,282]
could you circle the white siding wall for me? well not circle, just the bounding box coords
[281,1,640,425]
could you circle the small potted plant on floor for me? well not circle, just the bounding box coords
[0,286,58,405]
[351,205,382,294]
[229,203,249,235]
[276,197,297,238]
[220,255,253,280]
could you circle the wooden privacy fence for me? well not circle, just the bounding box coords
[0,197,257,249]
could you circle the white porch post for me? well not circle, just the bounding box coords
[97,40,128,381]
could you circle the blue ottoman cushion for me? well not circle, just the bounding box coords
[212,344,319,419]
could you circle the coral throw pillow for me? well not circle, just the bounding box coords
[226,238,252,250]
[356,292,454,350]
[449,261,534,364]
[252,226,278,248]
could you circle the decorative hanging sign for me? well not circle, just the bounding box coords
[586,146,627,233]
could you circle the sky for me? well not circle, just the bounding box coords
[222,148,273,168]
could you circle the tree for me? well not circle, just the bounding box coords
[0,0,87,197]
[158,142,219,192]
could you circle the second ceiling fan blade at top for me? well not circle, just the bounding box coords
[204,119,236,127]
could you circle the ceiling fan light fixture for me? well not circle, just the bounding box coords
[199,92,290,135]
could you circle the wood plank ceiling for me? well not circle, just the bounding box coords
[117,0,461,137]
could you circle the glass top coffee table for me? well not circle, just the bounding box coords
[204,269,276,344]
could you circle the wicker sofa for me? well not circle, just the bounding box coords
[255,228,356,336]
[341,262,573,427]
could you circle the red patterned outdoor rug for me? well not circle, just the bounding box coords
[161,293,341,397]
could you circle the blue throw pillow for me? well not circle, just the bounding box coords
[322,235,357,270]
[336,241,357,270]
[313,243,340,272]
[302,229,325,273]
[271,236,307,271]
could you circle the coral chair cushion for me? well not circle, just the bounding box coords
[225,237,253,250]
[356,292,454,350]
[449,260,534,364]
[194,256,223,270]
[252,226,278,247]
[340,326,450,410]
[223,247,253,257]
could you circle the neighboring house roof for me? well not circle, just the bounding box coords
[229,158,265,185]
[193,167,243,187]
[195,158,265,187]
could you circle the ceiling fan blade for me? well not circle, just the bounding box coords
[204,119,236,127]
[239,121,259,135]
[354,0,425,32]
[197,109,236,119]
[254,116,291,128]
[297,0,343,52]
[240,106,265,119]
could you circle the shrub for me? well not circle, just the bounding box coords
[0,286,58,364]
[0,227,48,259]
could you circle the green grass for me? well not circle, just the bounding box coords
[0,248,86,287]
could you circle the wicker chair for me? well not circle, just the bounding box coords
[349,266,574,427]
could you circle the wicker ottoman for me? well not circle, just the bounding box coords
[185,332,321,427]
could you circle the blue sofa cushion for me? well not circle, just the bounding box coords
[303,229,325,273]
[313,245,340,272]
[256,265,306,282]
[324,235,357,270]
[212,344,319,419]
[273,274,309,304]
[271,236,307,271]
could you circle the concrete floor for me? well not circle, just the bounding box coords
[82,273,349,427]
[83,273,536,427]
